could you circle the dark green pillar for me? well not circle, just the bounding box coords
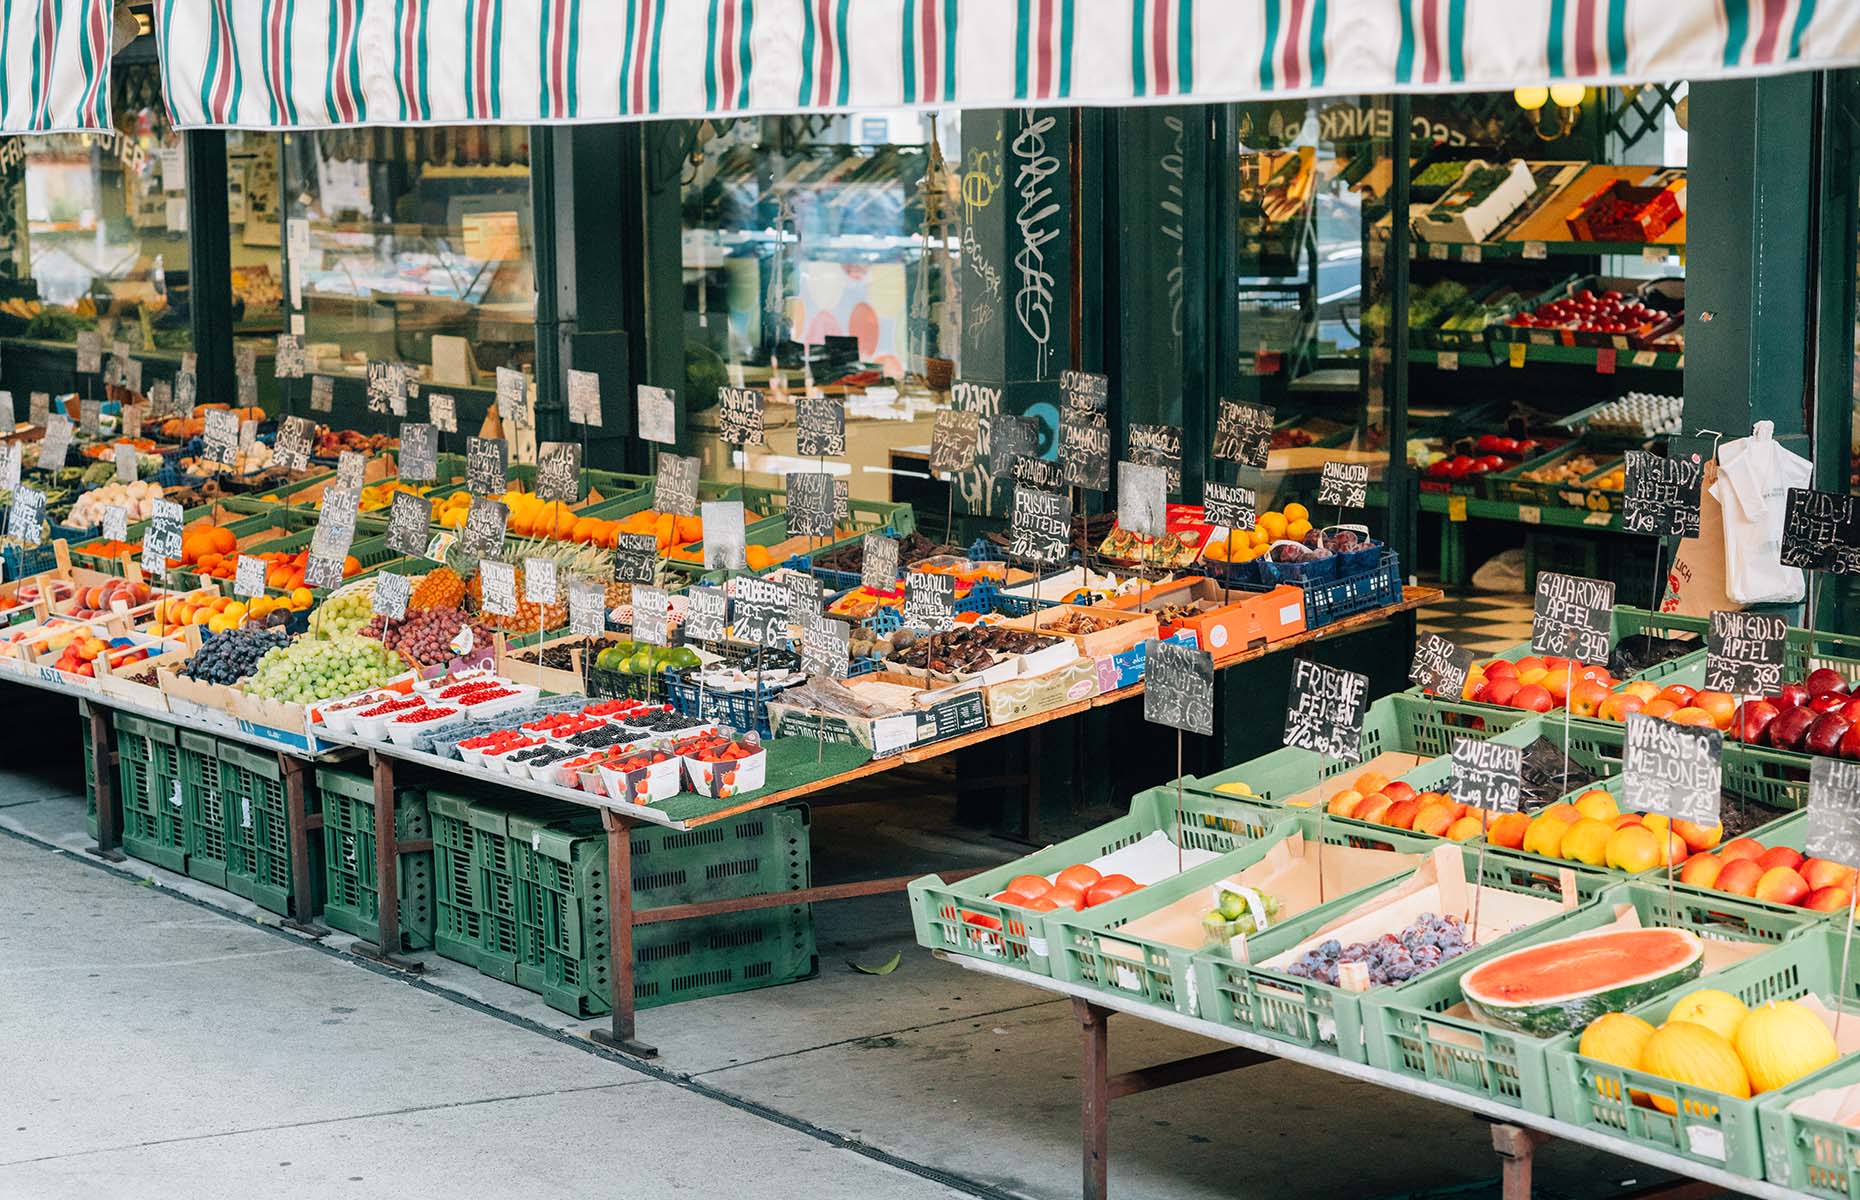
[185,131,235,409]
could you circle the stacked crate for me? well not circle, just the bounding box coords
[316,768,433,951]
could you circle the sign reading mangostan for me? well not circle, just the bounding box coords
[1620,450,1704,538]
[1201,481,1257,533]
[1805,756,1860,867]
[1622,711,1722,827]
[1143,638,1214,737]
[1532,571,1615,664]
[1282,659,1368,763]
[1448,737,1523,814]
[1704,610,1787,697]
[1409,632,1475,700]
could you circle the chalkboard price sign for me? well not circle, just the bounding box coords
[1008,483,1071,565]
[1705,610,1787,696]
[1202,481,1258,532]
[654,452,701,517]
[176,366,199,410]
[365,360,396,415]
[568,579,607,637]
[637,384,677,444]
[984,413,1040,479]
[1059,408,1111,492]
[123,360,143,396]
[536,441,582,504]
[1214,400,1274,469]
[114,442,137,483]
[466,437,508,496]
[903,570,957,633]
[336,449,365,491]
[203,408,239,467]
[1118,461,1170,538]
[802,610,852,680]
[1409,632,1475,700]
[310,375,334,413]
[28,391,48,426]
[1449,738,1524,813]
[684,585,728,643]
[1622,711,1723,826]
[1012,453,1065,492]
[718,386,765,447]
[1126,423,1183,490]
[74,330,101,374]
[861,532,900,590]
[1317,461,1370,508]
[38,415,71,469]
[1781,487,1860,575]
[733,578,788,648]
[109,340,129,385]
[1805,756,1860,866]
[398,422,437,482]
[495,366,528,429]
[1060,370,1108,415]
[1143,638,1214,737]
[101,503,125,544]
[140,499,183,575]
[567,369,603,428]
[275,334,305,379]
[274,416,315,471]
[1282,660,1369,763]
[1620,450,1704,538]
[785,472,835,540]
[523,557,558,606]
[235,342,258,389]
[371,570,411,621]
[304,553,345,590]
[0,391,14,432]
[632,586,670,646]
[928,409,980,477]
[1532,571,1615,663]
[0,444,18,494]
[612,533,659,584]
[459,497,509,558]
[426,391,456,432]
[479,559,518,617]
[701,500,747,571]
[785,573,823,623]
[311,486,360,560]
[796,393,847,458]
[6,485,44,545]
[146,380,171,420]
[78,398,101,439]
[385,491,432,557]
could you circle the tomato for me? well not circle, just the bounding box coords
[1084,874,1140,907]
[1055,864,1102,891]
[1002,874,1052,901]
[1045,882,1088,911]
[1022,895,1059,913]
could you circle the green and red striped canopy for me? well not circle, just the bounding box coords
[118,0,1860,130]
[0,0,113,132]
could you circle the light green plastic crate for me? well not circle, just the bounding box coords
[179,730,232,889]
[115,712,186,872]
[217,741,321,920]
[1759,1012,1860,1195]
[1643,811,1835,939]
[315,767,432,952]
[1362,879,1807,1116]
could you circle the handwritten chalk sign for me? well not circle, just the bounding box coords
[928,409,980,477]
[366,361,396,415]
[637,384,679,445]
[612,533,658,584]
[335,449,365,491]
[1060,370,1108,415]
[1781,488,1860,575]
[239,419,259,457]
[733,578,788,648]
[632,585,670,646]
[1119,461,1170,538]
[1202,482,1257,532]
[304,553,345,590]
[275,334,305,379]
[28,391,49,426]
[140,499,183,574]
[426,390,456,432]
[6,485,44,545]
[495,366,528,429]
[834,478,849,525]
[38,415,72,469]
[1143,638,1214,737]
[1621,450,1704,538]
[1317,461,1370,508]
[479,559,518,617]
[78,398,101,439]
[861,532,900,590]
[1214,400,1275,469]
[0,444,17,493]
[1705,610,1787,697]
[1282,660,1369,763]
[654,452,700,517]
[785,573,823,624]
[100,503,126,543]
[903,570,957,633]
[1013,454,1066,492]
[385,491,432,557]
[1532,572,1615,663]
[397,422,437,482]
[146,380,170,420]
[235,342,258,394]
[176,361,198,408]
[109,340,130,385]
[568,578,607,637]
[76,331,102,374]
[309,375,333,413]
[1060,408,1111,492]
[203,408,239,467]
[796,393,846,458]
[785,472,835,540]
[1126,423,1183,490]
[701,500,747,571]
[466,437,508,496]
[718,386,765,446]
[536,441,582,504]
[371,570,411,621]
[1009,483,1071,565]
[1409,632,1475,700]
[1449,738,1524,813]
[233,554,268,600]
[523,557,558,606]
[1622,711,1723,826]
[567,369,603,427]
[0,392,13,432]
[114,442,137,483]
[802,611,852,679]
[984,413,1040,479]
[459,497,509,558]
[274,415,315,471]
[685,585,728,643]
[1805,757,1860,865]
[123,359,143,396]
[311,486,360,560]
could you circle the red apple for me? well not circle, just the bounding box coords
[1771,706,1819,752]
[1811,693,1851,715]
[1513,684,1554,713]
[1807,668,1850,698]
[1757,845,1806,872]
[1806,886,1854,913]
[1841,721,1860,761]
[1717,858,1765,896]
[1808,713,1853,757]
[1737,700,1781,745]
[1776,682,1811,710]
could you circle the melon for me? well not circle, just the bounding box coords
[1460,927,1703,1036]
[1640,1020,1750,1116]
[1665,988,1749,1044]
[1577,1012,1656,1103]
[1735,1000,1838,1093]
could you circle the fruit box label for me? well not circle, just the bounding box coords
[1704,610,1786,697]
[1622,711,1722,826]
[1409,632,1474,699]
[1620,450,1703,538]
[1805,757,1860,865]
[1531,571,1614,663]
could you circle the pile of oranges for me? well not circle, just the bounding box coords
[1201,502,1312,563]
[150,587,312,635]
[430,492,777,570]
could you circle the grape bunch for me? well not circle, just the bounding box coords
[311,590,375,640]
[179,628,295,684]
[360,607,497,667]
[1283,913,1475,987]
[245,634,405,703]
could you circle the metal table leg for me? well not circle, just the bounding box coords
[589,807,657,1059]
[351,749,422,972]
[279,753,324,935]
[87,701,124,862]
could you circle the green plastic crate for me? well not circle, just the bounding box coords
[218,741,321,919]
[1548,925,1860,1181]
[1716,622,1860,810]
[179,730,231,889]
[430,789,494,971]
[315,768,432,952]
[1190,842,1612,1064]
[1046,810,1443,1017]
[81,710,97,840]
[1362,880,1805,1116]
[1645,811,1835,938]
[115,712,186,872]
[1758,1018,1860,1194]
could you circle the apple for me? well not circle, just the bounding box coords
[1736,699,1781,745]
[1770,706,1819,752]
[1840,696,1860,725]
[1756,845,1806,873]
[1484,678,1521,707]
[1777,682,1811,710]
[1807,667,1850,698]
[1841,721,1860,761]
[1804,859,1857,892]
[1679,854,1723,889]
[1808,713,1853,757]
[1811,692,1851,715]
[1513,684,1554,713]
[1806,887,1854,913]
[1755,867,1810,907]
[1717,858,1765,897]
[1719,837,1765,862]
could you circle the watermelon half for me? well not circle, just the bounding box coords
[1460,927,1703,1037]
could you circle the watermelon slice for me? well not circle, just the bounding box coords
[1460,927,1703,1037]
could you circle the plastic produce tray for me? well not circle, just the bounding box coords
[115,712,186,872]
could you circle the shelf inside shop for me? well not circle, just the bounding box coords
[1406,345,1683,372]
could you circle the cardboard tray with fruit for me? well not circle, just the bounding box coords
[1098,577,1305,659]
[999,604,1158,659]
[1490,275,1683,351]
[766,671,988,759]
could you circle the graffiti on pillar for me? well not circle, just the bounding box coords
[950,379,1003,516]
[1159,116,1186,340]
[1010,112,1061,380]
[961,142,1002,353]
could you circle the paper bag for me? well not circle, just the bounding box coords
[1664,459,1734,617]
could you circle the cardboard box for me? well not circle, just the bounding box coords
[1093,628,1199,693]
[1104,577,1304,658]
[94,643,192,712]
[1002,604,1158,658]
[1416,158,1536,243]
[766,671,987,758]
[979,655,1102,726]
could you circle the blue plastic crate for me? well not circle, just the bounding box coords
[1237,551,1404,630]
[3,541,59,579]
[660,675,799,737]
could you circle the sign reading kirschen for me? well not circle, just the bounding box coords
[1143,639,1214,737]
[1282,660,1369,763]
[1317,461,1370,508]
[861,532,900,590]
[1705,610,1787,696]
[1621,450,1704,538]
[637,384,677,444]
[1119,461,1169,538]
[684,585,728,643]
[903,570,956,633]
[1805,757,1860,866]
[701,500,747,570]
[1409,632,1475,700]
[1622,712,1722,825]
[1201,482,1257,532]
[371,570,411,621]
[611,533,658,584]
[567,369,603,427]
[1532,572,1615,663]
[1448,738,1524,813]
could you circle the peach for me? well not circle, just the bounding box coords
[1613,813,1646,830]
[1353,796,1394,826]
[1542,666,1574,703]
[1381,780,1417,806]
[1716,858,1765,896]
[1487,812,1530,850]
[1446,816,1485,842]
[1719,837,1765,863]
[1803,859,1858,892]
[1384,800,1420,830]
[1693,690,1738,730]
[1411,803,1456,837]
[1642,699,1679,720]
[1756,845,1805,873]
[1621,680,1662,703]
[1484,659,1519,679]
[1755,867,1810,907]
[1326,789,1366,819]
[1539,803,1581,825]
[1805,886,1854,913]
[1597,693,1645,723]
[1353,771,1390,796]
[1678,854,1723,889]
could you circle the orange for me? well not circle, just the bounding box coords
[1352,770,1390,796]
[745,545,772,571]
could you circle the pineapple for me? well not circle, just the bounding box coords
[466,537,610,632]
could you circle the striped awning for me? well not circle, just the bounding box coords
[148,0,1860,130]
[0,0,113,132]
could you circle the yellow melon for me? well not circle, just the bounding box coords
[1735,1000,1838,1094]
[1665,989,1750,1044]
[1578,1012,1657,1103]
[1639,1020,1750,1117]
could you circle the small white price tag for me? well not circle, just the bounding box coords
[1436,351,1458,371]
[1522,241,1548,260]
[1632,350,1658,367]
[1460,243,1482,263]
[1643,245,1669,263]
[1427,242,1449,260]
[1584,511,1613,526]
[1519,505,1541,525]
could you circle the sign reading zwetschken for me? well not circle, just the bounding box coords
[1532,571,1615,663]
[1622,711,1723,826]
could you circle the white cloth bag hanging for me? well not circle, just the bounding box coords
[1711,421,1812,604]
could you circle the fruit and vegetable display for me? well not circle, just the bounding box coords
[1505,286,1672,338]
[810,531,965,576]
[66,479,167,528]
[1585,391,1683,438]
[61,578,151,618]
[885,625,1061,675]
[361,606,498,665]
[314,428,396,458]
[1420,434,1543,481]
[45,631,158,678]
[1520,452,1615,486]
[1728,668,1860,759]
[245,634,406,702]
[1282,913,1477,986]
[1201,502,1311,563]
[1674,833,1856,913]
[178,627,296,683]
[1575,992,1838,1108]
